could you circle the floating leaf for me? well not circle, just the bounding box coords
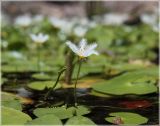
[2,106,32,125]
[1,92,22,110]
[105,112,148,125]
[2,100,22,110]
[72,65,103,79]
[65,116,96,125]
[1,78,7,85]
[25,114,62,125]
[34,106,90,119]
[105,63,150,75]
[27,81,61,91]
[1,92,33,104]
[92,68,158,95]
[1,65,17,72]
[63,77,104,89]
[89,90,111,98]
[32,73,52,80]
[1,92,18,101]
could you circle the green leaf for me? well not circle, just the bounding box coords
[65,116,96,125]
[2,106,32,125]
[105,112,148,125]
[27,81,61,91]
[92,67,158,95]
[1,78,7,85]
[25,114,62,125]
[1,92,19,101]
[34,106,90,119]
[1,92,22,110]
[89,90,111,98]
[1,65,17,72]
[32,73,52,80]
[2,100,22,110]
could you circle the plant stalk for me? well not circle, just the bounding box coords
[74,58,82,107]
[37,44,41,72]
[44,67,66,100]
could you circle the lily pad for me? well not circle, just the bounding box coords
[1,92,18,101]
[1,78,7,85]
[1,92,22,110]
[72,65,103,79]
[65,116,96,125]
[2,106,32,125]
[27,81,61,91]
[89,90,111,98]
[32,73,52,80]
[1,65,17,72]
[2,100,22,110]
[105,112,148,125]
[25,114,62,125]
[92,68,158,95]
[1,92,33,104]
[34,106,90,119]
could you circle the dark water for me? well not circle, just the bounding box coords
[2,72,159,125]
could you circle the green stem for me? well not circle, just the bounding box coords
[44,67,66,100]
[74,58,82,107]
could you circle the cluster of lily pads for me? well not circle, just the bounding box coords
[1,13,159,125]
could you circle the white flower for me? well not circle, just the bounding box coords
[33,15,44,22]
[49,17,74,35]
[30,33,49,43]
[73,26,88,37]
[10,51,23,59]
[15,15,32,27]
[66,38,99,58]
[103,13,129,25]
[1,40,8,48]
[140,14,157,26]
[49,17,67,28]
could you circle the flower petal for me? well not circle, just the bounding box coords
[66,41,79,54]
[79,38,87,49]
[84,50,99,57]
[84,43,98,56]
[30,34,37,42]
[87,43,98,51]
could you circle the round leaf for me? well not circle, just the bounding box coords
[2,106,32,125]
[105,112,148,125]
[32,73,53,80]
[65,116,96,125]
[27,81,61,91]
[92,68,158,95]
[34,106,90,119]
[2,100,22,110]
[25,114,62,125]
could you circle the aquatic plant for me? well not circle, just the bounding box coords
[30,33,49,72]
[66,38,99,107]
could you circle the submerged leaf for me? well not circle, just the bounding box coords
[119,100,152,109]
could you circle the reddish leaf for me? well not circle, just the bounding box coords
[120,100,152,109]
